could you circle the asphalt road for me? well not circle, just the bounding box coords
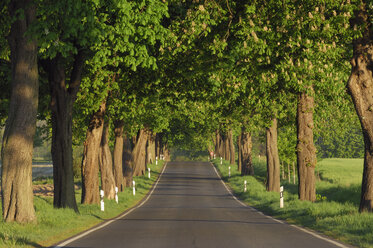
[55,161,350,248]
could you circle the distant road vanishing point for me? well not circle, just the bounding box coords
[54,161,352,248]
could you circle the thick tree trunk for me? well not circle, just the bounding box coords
[1,0,38,223]
[99,122,115,200]
[266,118,281,192]
[81,102,106,204]
[347,4,373,212]
[241,131,254,175]
[41,47,84,211]
[164,144,170,161]
[228,129,235,165]
[42,49,84,212]
[113,120,125,191]
[215,130,221,157]
[123,133,133,187]
[146,131,156,164]
[224,132,230,161]
[237,133,242,172]
[297,91,316,202]
[131,129,148,176]
[155,133,163,158]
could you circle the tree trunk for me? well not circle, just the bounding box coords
[81,102,106,204]
[123,133,133,187]
[347,4,373,212]
[281,162,285,180]
[266,118,280,192]
[99,121,115,200]
[215,130,221,157]
[155,133,163,158]
[113,120,125,191]
[241,131,254,175]
[297,91,316,202]
[228,129,235,165]
[237,132,242,172]
[146,131,156,164]
[1,0,38,223]
[131,129,148,176]
[164,144,170,161]
[224,132,230,161]
[42,49,84,211]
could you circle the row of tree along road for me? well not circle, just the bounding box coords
[1,0,373,224]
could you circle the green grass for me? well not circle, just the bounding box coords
[213,158,373,248]
[0,161,165,248]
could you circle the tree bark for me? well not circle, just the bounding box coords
[113,120,125,191]
[228,129,235,165]
[241,131,254,175]
[155,133,163,158]
[131,129,148,176]
[164,144,170,161]
[99,121,115,200]
[237,133,242,172]
[347,3,373,212]
[214,130,221,157]
[81,102,105,204]
[1,0,38,223]
[42,49,84,211]
[146,131,156,164]
[123,133,133,187]
[224,132,230,161]
[266,118,280,192]
[297,91,316,202]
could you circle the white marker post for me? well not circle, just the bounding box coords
[100,190,105,211]
[156,156,158,165]
[115,186,118,204]
[229,166,231,178]
[214,154,216,159]
[133,181,136,196]
[220,157,222,165]
[280,186,284,208]
[244,180,247,192]
[148,167,151,179]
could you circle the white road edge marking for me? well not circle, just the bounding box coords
[210,162,350,248]
[53,162,168,248]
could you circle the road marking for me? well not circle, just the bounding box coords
[53,163,168,248]
[209,162,350,248]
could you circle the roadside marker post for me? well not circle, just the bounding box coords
[115,187,118,204]
[133,181,136,196]
[148,168,151,179]
[280,186,284,208]
[244,180,247,192]
[156,157,158,165]
[214,154,216,159]
[100,190,105,211]
[220,157,222,165]
[229,166,231,178]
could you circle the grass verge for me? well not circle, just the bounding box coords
[213,158,372,248]
[0,161,165,248]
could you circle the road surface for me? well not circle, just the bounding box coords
[54,161,351,248]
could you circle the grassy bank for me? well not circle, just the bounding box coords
[0,161,165,248]
[213,158,372,248]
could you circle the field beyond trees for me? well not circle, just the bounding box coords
[214,157,373,248]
